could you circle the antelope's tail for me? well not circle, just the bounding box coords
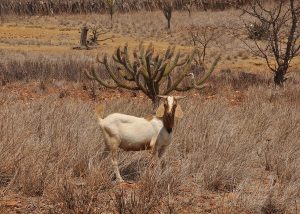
[95,104,105,123]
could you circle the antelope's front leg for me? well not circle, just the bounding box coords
[157,145,167,158]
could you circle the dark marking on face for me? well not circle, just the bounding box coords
[162,96,178,132]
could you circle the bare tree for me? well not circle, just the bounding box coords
[85,43,220,106]
[188,25,223,70]
[73,25,90,50]
[241,0,300,86]
[88,25,114,45]
[74,24,114,49]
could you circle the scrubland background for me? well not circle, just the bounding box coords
[0,1,300,213]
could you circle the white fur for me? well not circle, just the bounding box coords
[94,96,180,183]
[167,96,174,113]
[99,113,171,152]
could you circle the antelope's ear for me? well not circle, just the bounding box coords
[157,95,168,99]
[156,103,164,118]
[175,104,184,119]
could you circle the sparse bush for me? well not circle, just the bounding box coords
[241,0,300,86]
[247,21,270,40]
[188,25,223,79]
[88,24,112,45]
[209,69,268,92]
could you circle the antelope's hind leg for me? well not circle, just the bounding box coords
[109,138,124,183]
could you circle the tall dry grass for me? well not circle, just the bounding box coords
[0,0,253,16]
[0,51,113,87]
[0,74,299,212]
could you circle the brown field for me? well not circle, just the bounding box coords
[0,7,300,214]
[0,0,252,16]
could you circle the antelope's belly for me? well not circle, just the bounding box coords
[118,123,156,151]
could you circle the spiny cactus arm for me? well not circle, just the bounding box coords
[144,44,156,78]
[174,85,194,91]
[133,44,151,78]
[111,45,141,82]
[163,51,181,76]
[118,71,134,81]
[164,46,175,60]
[162,51,195,94]
[152,55,162,66]
[154,47,175,80]
[123,45,135,74]
[154,61,170,83]
[100,55,140,90]
[152,55,164,79]
[145,54,153,78]
[138,46,151,78]
[176,54,190,66]
[145,43,154,57]
[112,46,135,79]
[174,55,221,91]
[142,44,156,78]
[134,71,150,97]
[192,55,221,89]
[166,75,172,90]
[85,67,118,89]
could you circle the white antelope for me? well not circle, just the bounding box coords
[95,95,185,183]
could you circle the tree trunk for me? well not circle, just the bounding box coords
[110,8,114,28]
[152,97,160,112]
[167,18,171,29]
[80,25,89,48]
[274,66,287,87]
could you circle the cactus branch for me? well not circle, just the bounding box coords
[193,55,221,87]
[85,67,118,89]
[85,43,218,104]
[182,55,221,90]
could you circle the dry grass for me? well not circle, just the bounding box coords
[0,74,299,213]
[0,5,299,213]
[1,11,299,74]
[0,0,252,16]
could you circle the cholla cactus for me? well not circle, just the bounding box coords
[85,43,220,105]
